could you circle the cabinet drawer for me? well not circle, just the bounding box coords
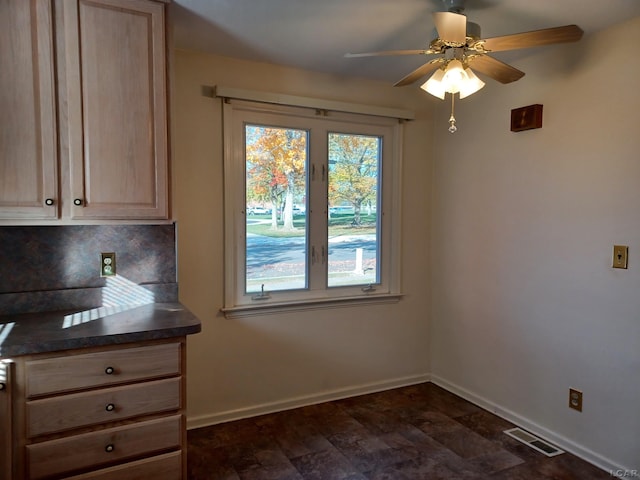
[27,377,181,437]
[64,450,182,480]
[25,342,181,397]
[27,414,182,480]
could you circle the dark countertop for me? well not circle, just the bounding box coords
[0,303,201,357]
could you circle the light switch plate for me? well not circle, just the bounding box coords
[613,245,628,269]
[101,252,116,277]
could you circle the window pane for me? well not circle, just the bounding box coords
[327,133,380,287]
[245,125,308,293]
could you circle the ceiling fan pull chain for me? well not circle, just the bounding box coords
[448,93,457,133]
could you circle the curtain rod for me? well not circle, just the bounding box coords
[213,86,415,121]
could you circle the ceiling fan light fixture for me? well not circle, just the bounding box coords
[459,67,485,98]
[421,59,485,100]
[420,67,447,99]
[441,59,467,94]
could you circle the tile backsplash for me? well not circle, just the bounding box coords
[0,224,177,315]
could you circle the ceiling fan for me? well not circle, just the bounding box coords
[346,0,583,88]
[345,0,584,131]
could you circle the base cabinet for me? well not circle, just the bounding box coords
[1,339,187,480]
[1,361,15,480]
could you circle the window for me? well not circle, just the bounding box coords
[222,97,404,315]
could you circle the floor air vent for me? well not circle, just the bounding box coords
[504,428,565,457]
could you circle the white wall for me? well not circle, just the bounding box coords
[172,17,639,472]
[430,17,640,471]
[171,51,434,427]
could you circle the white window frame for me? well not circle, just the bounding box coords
[220,94,406,317]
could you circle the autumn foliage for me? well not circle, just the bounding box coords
[246,125,379,229]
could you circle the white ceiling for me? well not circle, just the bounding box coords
[170,0,640,85]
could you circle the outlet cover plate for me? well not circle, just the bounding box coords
[569,388,583,412]
[101,252,116,277]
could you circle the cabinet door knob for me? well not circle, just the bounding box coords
[0,383,5,391]
[45,198,54,206]
[105,366,115,375]
[105,444,115,453]
[105,403,115,412]
[73,198,83,206]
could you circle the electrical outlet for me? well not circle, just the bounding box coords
[613,245,628,269]
[100,252,116,277]
[569,388,583,412]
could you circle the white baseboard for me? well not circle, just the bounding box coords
[430,374,637,477]
[186,373,430,430]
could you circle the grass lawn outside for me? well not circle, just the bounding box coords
[246,213,377,237]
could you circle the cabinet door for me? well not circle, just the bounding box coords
[0,0,58,219]
[62,0,169,219]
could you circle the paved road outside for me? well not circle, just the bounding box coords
[246,233,377,290]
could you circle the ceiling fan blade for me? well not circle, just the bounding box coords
[394,61,442,87]
[345,49,431,58]
[433,12,467,45]
[469,55,525,84]
[480,25,583,52]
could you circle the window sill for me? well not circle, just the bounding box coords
[221,293,404,319]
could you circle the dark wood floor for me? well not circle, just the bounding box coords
[187,382,610,479]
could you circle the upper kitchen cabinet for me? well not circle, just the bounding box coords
[61,0,169,220]
[0,1,59,220]
[0,0,170,222]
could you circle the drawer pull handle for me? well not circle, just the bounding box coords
[74,198,83,206]
[105,444,115,453]
[45,198,54,206]
[105,403,115,412]
[105,366,115,375]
